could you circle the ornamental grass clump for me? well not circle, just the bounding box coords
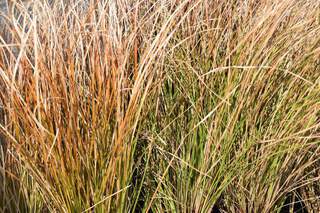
[0,0,319,212]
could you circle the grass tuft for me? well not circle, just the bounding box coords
[0,0,319,212]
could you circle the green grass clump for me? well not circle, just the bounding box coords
[0,0,319,212]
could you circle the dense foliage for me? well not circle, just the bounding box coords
[0,0,319,212]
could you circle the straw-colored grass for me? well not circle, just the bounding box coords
[0,0,319,212]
